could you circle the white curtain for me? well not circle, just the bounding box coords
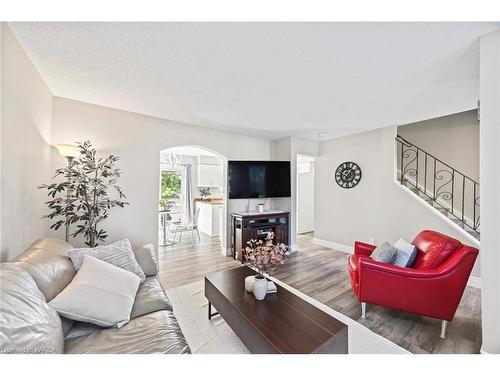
[183,164,194,223]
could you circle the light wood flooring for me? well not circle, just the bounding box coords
[158,232,482,354]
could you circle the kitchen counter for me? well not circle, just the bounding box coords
[194,198,223,205]
[195,200,223,236]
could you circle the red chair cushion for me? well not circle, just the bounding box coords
[411,230,462,269]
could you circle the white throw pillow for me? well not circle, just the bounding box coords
[393,238,417,268]
[49,255,141,328]
[68,239,146,283]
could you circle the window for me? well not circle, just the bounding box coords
[160,170,182,209]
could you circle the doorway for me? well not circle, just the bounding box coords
[158,146,226,251]
[296,154,315,235]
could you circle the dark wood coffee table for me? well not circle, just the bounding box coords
[204,266,348,354]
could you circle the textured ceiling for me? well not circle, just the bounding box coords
[9,22,500,140]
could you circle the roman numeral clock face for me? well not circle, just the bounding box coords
[335,162,362,189]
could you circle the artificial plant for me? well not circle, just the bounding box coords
[39,140,129,247]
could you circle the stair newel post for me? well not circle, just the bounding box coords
[433,159,437,200]
[451,169,455,215]
[461,175,465,223]
[424,152,428,195]
[400,141,404,184]
[473,182,477,230]
[415,148,419,190]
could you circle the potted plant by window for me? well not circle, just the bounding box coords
[198,187,211,200]
[244,232,290,300]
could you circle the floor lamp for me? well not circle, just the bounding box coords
[54,144,79,243]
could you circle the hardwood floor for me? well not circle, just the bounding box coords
[158,232,482,354]
[158,233,240,290]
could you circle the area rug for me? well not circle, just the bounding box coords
[165,279,408,354]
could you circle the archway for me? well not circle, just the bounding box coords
[158,145,228,255]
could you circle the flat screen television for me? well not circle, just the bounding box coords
[228,161,291,199]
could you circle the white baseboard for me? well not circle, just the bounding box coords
[480,346,490,354]
[313,237,354,254]
[467,276,481,289]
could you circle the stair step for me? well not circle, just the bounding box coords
[465,230,481,240]
[450,218,465,229]
[419,193,431,200]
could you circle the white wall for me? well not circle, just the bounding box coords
[291,137,319,244]
[297,156,315,234]
[315,126,481,277]
[398,110,479,181]
[0,24,53,261]
[271,136,319,248]
[51,97,272,254]
[479,29,500,354]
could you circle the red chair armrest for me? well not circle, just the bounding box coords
[354,241,376,256]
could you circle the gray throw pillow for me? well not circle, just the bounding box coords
[69,239,145,283]
[370,241,397,263]
[133,244,158,276]
[393,238,417,268]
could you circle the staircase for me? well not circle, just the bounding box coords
[395,135,480,241]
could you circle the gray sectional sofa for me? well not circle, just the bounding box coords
[0,238,190,354]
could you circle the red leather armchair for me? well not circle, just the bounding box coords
[348,230,478,338]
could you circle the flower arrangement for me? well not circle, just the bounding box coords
[244,232,290,279]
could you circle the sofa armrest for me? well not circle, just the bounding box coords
[354,241,376,256]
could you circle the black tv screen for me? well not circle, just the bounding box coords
[228,161,291,199]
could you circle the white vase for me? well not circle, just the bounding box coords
[252,276,268,300]
[245,275,255,292]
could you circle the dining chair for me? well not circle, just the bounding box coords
[170,207,201,246]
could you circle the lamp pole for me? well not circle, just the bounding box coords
[54,144,79,244]
[64,155,74,243]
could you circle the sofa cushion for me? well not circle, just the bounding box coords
[69,239,146,283]
[64,310,191,354]
[133,244,158,276]
[65,321,101,340]
[0,263,64,354]
[130,276,173,319]
[49,255,141,328]
[411,230,462,269]
[61,317,74,336]
[11,238,75,302]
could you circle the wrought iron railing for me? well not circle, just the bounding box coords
[395,135,480,236]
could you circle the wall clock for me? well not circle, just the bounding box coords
[335,162,362,189]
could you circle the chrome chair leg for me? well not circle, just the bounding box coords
[361,302,366,319]
[440,320,448,339]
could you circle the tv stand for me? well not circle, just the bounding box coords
[231,211,289,263]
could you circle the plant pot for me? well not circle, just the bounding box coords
[252,276,268,300]
[245,275,255,292]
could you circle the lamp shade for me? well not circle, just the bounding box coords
[54,144,80,158]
